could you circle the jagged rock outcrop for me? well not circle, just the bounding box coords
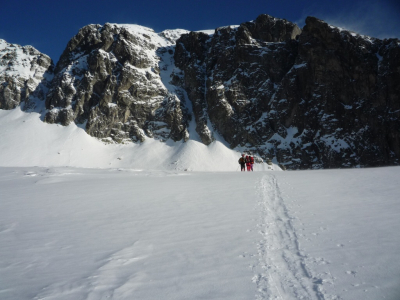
[174,31,214,144]
[270,17,400,168]
[0,39,53,110]
[174,16,302,145]
[45,24,190,143]
[174,14,400,169]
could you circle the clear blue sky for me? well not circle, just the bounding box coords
[1,0,399,64]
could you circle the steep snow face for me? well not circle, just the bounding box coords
[0,39,53,110]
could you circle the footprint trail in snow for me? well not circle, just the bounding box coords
[254,174,338,300]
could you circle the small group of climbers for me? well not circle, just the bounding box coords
[238,154,254,171]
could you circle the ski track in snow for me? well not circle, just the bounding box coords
[254,174,339,300]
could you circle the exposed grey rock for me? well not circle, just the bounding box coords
[174,14,400,169]
[45,24,189,143]
[241,14,302,42]
[269,16,400,168]
[0,39,54,110]
[174,31,214,144]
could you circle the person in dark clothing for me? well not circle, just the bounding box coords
[238,154,246,171]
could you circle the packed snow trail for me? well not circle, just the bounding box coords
[255,174,331,300]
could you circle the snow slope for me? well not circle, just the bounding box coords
[0,166,399,300]
[0,107,277,171]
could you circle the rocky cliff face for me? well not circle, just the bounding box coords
[44,24,190,143]
[174,15,400,169]
[1,14,399,169]
[0,39,53,110]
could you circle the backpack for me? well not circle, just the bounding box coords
[250,156,254,163]
[238,157,245,164]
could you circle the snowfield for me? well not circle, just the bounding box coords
[0,109,400,300]
[1,167,400,300]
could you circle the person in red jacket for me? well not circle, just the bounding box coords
[245,155,251,171]
[249,156,254,171]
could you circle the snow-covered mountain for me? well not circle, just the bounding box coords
[0,14,399,169]
[0,39,53,110]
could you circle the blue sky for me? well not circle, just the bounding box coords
[1,0,399,64]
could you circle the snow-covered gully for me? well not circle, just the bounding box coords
[255,174,336,300]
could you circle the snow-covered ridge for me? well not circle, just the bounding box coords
[109,23,189,47]
[195,29,215,35]
[0,39,51,80]
[327,24,377,43]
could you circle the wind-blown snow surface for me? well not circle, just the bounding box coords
[1,166,400,300]
[1,105,400,300]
